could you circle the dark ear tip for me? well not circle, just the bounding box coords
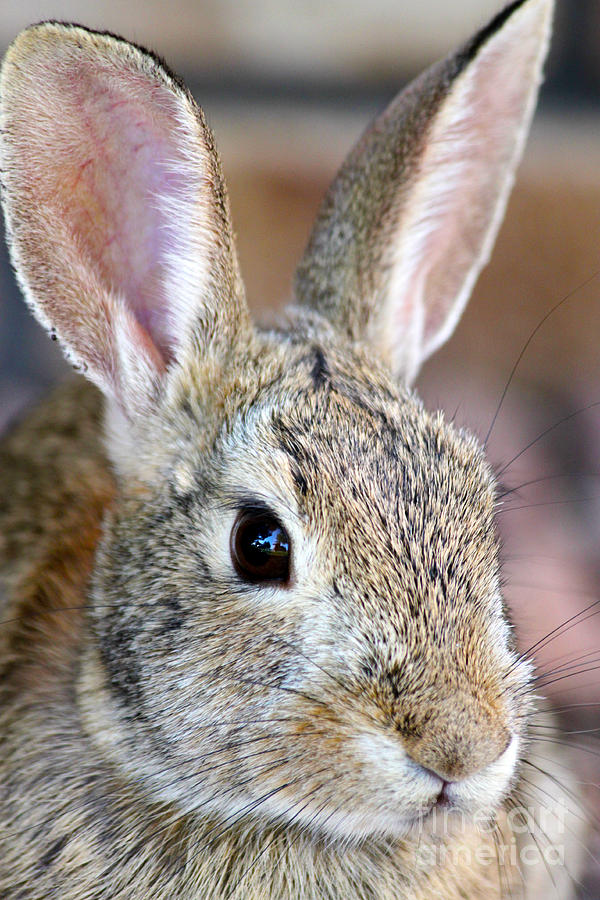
[462,0,552,64]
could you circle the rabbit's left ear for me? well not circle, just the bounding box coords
[294,0,553,383]
[0,23,250,419]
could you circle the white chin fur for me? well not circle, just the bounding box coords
[331,729,522,841]
[446,733,520,815]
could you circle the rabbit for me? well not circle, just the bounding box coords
[0,0,587,897]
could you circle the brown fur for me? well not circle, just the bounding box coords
[0,3,581,898]
[0,381,113,661]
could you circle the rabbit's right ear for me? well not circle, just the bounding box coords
[0,23,250,419]
[294,0,553,383]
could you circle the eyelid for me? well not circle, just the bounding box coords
[222,492,276,515]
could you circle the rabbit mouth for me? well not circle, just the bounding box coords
[342,729,521,840]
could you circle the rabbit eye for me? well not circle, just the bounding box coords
[231,509,290,585]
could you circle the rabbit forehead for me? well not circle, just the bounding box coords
[218,342,499,613]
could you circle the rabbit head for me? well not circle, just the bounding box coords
[0,0,552,845]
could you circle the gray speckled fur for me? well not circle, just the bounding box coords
[0,4,582,898]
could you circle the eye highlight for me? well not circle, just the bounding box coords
[231,509,291,585]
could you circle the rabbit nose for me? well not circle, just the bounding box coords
[401,704,511,782]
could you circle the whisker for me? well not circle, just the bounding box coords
[527,750,600,786]
[508,582,598,598]
[531,646,600,677]
[527,736,600,760]
[535,654,600,681]
[541,679,600,701]
[491,815,515,899]
[3,741,315,845]
[483,269,600,448]
[224,772,345,898]
[261,632,362,704]
[496,399,600,481]
[497,472,600,501]
[538,702,600,714]
[182,765,333,878]
[505,792,559,894]
[519,765,590,825]
[514,788,587,897]
[155,757,324,885]
[517,598,600,661]
[516,779,599,883]
[536,663,600,690]
[530,724,600,737]
[498,496,597,513]
[235,675,332,709]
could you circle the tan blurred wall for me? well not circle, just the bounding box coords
[0,1,505,75]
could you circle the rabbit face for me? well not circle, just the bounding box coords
[82,328,531,843]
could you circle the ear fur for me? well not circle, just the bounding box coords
[294,0,554,382]
[0,23,250,418]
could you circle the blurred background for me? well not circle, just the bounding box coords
[0,0,599,895]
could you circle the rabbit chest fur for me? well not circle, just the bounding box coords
[0,2,583,898]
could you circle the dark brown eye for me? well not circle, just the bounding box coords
[231,509,291,585]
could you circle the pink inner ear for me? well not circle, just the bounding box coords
[42,63,192,364]
[381,2,551,378]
